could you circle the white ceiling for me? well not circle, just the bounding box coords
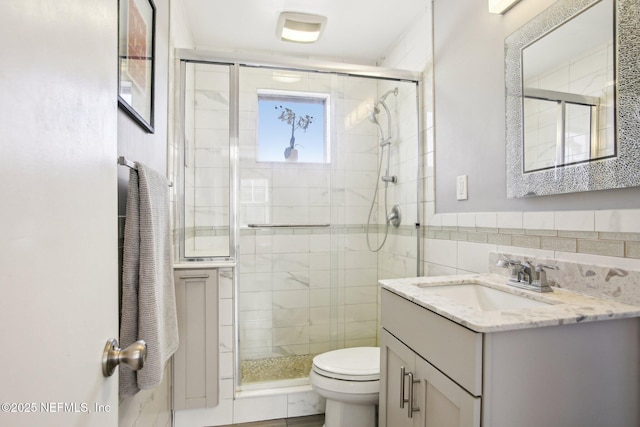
[181,0,427,64]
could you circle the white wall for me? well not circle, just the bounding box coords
[433,0,640,213]
[424,0,640,302]
[118,0,177,425]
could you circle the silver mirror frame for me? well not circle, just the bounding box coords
[505,0,640,198]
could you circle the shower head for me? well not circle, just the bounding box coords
[368,106,384,140]
[379,87,399,103]
[367,105,380,124]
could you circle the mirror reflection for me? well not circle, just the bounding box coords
[521,0,615,173]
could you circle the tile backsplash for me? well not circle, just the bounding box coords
[423,209,640,306]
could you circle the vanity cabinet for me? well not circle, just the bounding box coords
[380,288,640,427]
[381,329,480,427]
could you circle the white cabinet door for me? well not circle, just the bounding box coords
[173,270,219,410]
[380,329,419,427]
[415,356,481,427]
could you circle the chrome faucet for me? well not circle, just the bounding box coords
[496,258,559,292]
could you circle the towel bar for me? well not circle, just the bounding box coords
[118,156,173,187]
[247,223,330,228]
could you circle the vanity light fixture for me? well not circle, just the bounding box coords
[277,12,327,43]
[488,0,521,14]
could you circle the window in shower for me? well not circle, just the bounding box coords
[256,90,330,163]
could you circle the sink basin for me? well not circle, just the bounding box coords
[419,283,551,311]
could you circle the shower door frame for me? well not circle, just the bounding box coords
[176,48,423,389]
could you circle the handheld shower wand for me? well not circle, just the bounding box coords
[366,87,399,252]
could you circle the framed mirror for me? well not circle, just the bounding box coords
[505,0,640,198]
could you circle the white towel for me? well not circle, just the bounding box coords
[119,162,178,397]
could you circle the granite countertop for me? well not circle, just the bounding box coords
[379,274,640,333]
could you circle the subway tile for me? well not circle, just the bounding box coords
[273,326,309,346]
[576,239,624,257]
[434,230,450,240]
[467,232,488,243]
[557,230,599,239]
[345,321,377,340]
[309,289,330,307]
[457,242,496,273]
[458,226,476,233]
[287,391,325,418]
[555,210,594,231]
[219,298,233,326]
[240,291,272,311]
[497,212,523,229]
[450,231,468,241]
[344,303,378,322]
[424,238,457,268]
[441,213,458,227]
[498,227,525,235]
[309,270,331,289]
[495,245,555,260]
[219,325,233,353]
[475,212,497,228]
[425,262,458,277]
[625,242,640,259]
[487,233,512,246]
[511,234,541,249]
[541,237,577,253]
[233,395,288,424]
[427,213,443,226]
[598,232,640,242]
[273,308,309,327]
[457,212,476,227]
[525,229,557,237]
[523,211,555,230]
[344,268,377,287]
[344,286,378,305]
[595,209,640,233]
[309,307,330,325]
[174,399,233,427]
[272,290,310,309]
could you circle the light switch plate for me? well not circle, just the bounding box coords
[456,175,468,200]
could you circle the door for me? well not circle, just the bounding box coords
[380,329,419,427]
[0,1,119,426]
[415,357,481,427]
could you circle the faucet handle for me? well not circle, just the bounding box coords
[535,264,559,272]
[531,264,559,292]
[496,258,521,267]
[496,258,523,283]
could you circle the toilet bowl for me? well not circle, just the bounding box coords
[309,347,380,427]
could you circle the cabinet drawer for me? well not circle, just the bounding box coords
[381,289,482,396]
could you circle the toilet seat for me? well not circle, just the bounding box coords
[312,347,380,381]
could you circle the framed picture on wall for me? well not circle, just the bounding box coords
[118,0,156,133]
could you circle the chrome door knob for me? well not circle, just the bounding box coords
[102,338,147,377]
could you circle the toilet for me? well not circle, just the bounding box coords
[309,347,380,427]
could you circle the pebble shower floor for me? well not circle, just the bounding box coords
[241,354,316,384]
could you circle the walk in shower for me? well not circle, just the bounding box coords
[177,52,421,390]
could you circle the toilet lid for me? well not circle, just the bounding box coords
[312,347,380,381]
